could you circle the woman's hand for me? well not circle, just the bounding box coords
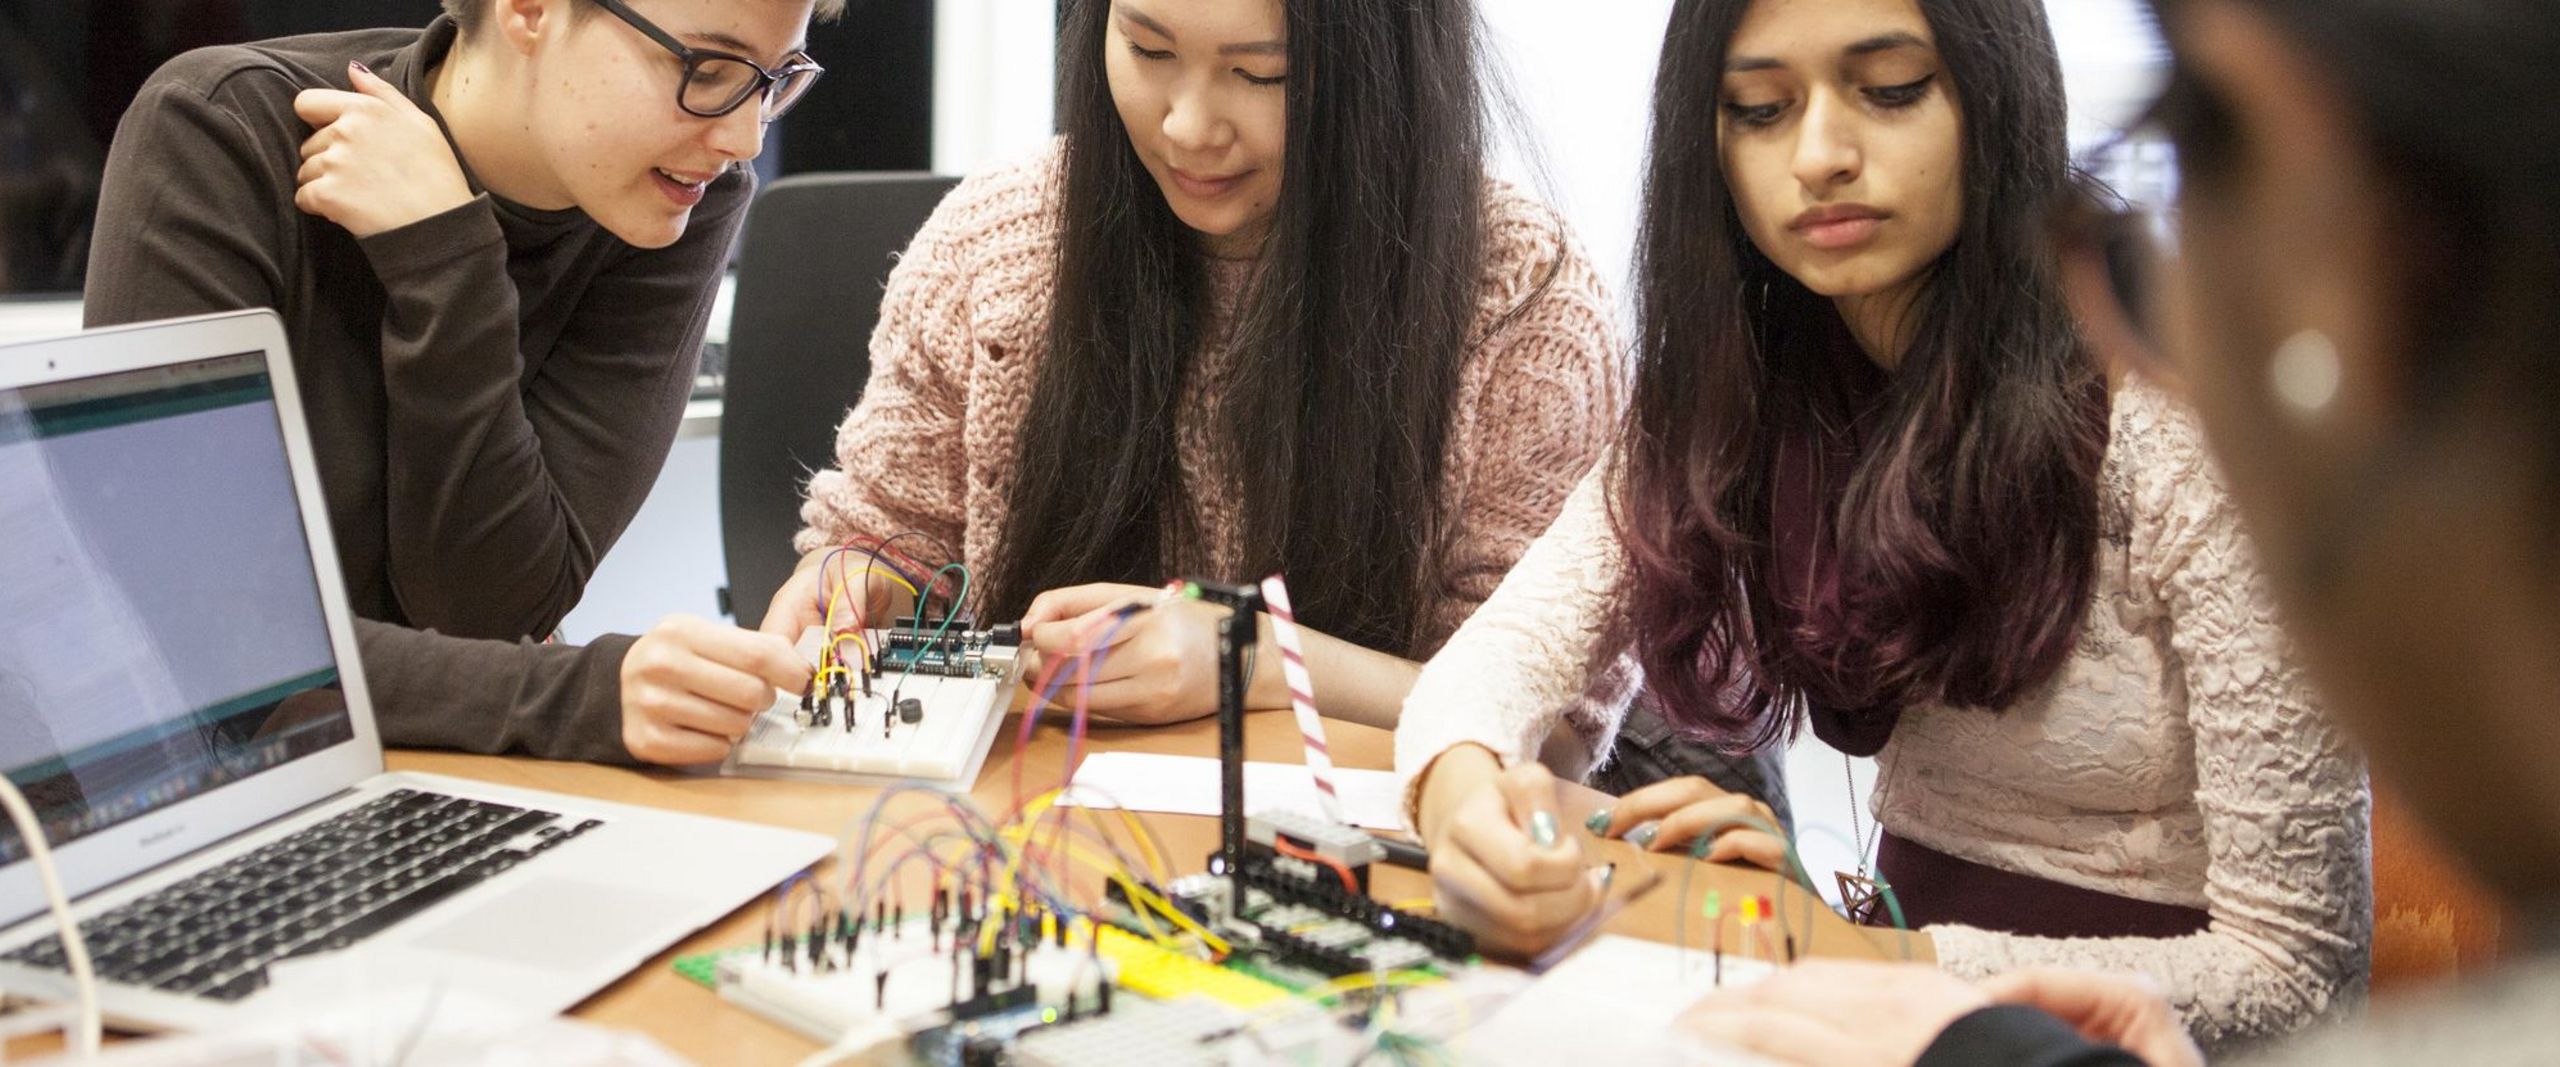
[1416,746,1608,960]
[1979,968,2203,1067]
[1021,582,1233,725]
[291,62,472,238]
[1587,774,1788,870]
[620,615,808,765]
[1678,960,1992,1066]
[760,546,911,643]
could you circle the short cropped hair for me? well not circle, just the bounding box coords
[443,0,847,40]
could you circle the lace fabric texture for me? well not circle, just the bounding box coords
[1395,380,2371,1047]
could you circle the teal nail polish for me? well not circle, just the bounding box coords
[1529,810,1559,849]
[1584,809,1614,835]
[1628,821,1661,850]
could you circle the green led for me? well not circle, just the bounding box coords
[1704,890,1722,920]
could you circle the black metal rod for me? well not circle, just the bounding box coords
[1217,606,1248,874]
[1180,579,1263,888]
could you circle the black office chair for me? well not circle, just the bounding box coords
[718,171,961,630]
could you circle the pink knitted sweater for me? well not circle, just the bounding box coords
[796,143,1621,654]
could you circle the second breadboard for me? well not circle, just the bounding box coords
[723,624,1022,790]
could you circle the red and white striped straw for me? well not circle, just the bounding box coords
[1259,574,1344,826]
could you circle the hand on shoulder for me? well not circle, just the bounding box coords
[291,61,473,238]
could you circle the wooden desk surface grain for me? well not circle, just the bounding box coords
[376,710,1921,1065]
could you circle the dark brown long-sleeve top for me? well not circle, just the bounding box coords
[79,17,751,763]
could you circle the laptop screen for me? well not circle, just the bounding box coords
[0,351,354,863]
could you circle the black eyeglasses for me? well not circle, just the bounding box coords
[591,0,824,123]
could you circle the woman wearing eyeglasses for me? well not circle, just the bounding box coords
[1398,0,2367,1048]
[81,0,836,765]
[764,0,1645,753]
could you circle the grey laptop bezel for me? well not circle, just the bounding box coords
[0,310,386,925]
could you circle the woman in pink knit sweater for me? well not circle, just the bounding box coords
[758,0,1622,730]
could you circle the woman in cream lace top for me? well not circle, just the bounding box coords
[1396,0,2368,1047]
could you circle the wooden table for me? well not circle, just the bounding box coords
[384,710,1922,1065]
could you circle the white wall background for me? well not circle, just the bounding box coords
[569,0,2172,902]
[917,0,2168,301]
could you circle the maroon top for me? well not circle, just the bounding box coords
[1766,350,2206,941]
[1765,349,1901,757]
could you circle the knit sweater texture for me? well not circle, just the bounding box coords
[797,143,1623,656]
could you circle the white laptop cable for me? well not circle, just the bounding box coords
[0,773,100,1056]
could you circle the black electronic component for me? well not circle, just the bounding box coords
[950,981,1035,1023]
[1372,834,1430,871]
[1253,924,1366,978]
[1243,834,1372,895]
[898,697,924,724]
[909,987,1052,1067]
[1232,858,1475,961]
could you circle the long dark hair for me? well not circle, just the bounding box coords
[985,0,1492,657]
[1615,0,2109,750]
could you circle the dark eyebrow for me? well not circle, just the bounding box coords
[1845,32,1930,58]
[1117,4,1282,57]
[1726,31,1932,74]
[1116,4,1175,41]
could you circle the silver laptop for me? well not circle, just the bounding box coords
[0,310,831,1032]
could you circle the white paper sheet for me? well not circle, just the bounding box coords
[1467,935,1781,1066]
[1060,751,1410,831]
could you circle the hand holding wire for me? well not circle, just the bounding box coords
[760,552,840,640]
[1423,757,1607,960]
[620,614,810,765]
[1585,776,1788,870]
[1022,582,1235,725]
[763,535,942,641]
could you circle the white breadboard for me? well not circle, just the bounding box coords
[723,627,1020,790]
[709,916,1118,1056]
[711,919,1028,1041]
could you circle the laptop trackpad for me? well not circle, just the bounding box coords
[407,878,693,972]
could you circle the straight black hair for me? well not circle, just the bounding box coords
[984,0,1495,657]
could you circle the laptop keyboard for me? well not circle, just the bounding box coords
[0,788,602,1002]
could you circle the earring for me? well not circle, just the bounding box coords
[2269,329,2342,420]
